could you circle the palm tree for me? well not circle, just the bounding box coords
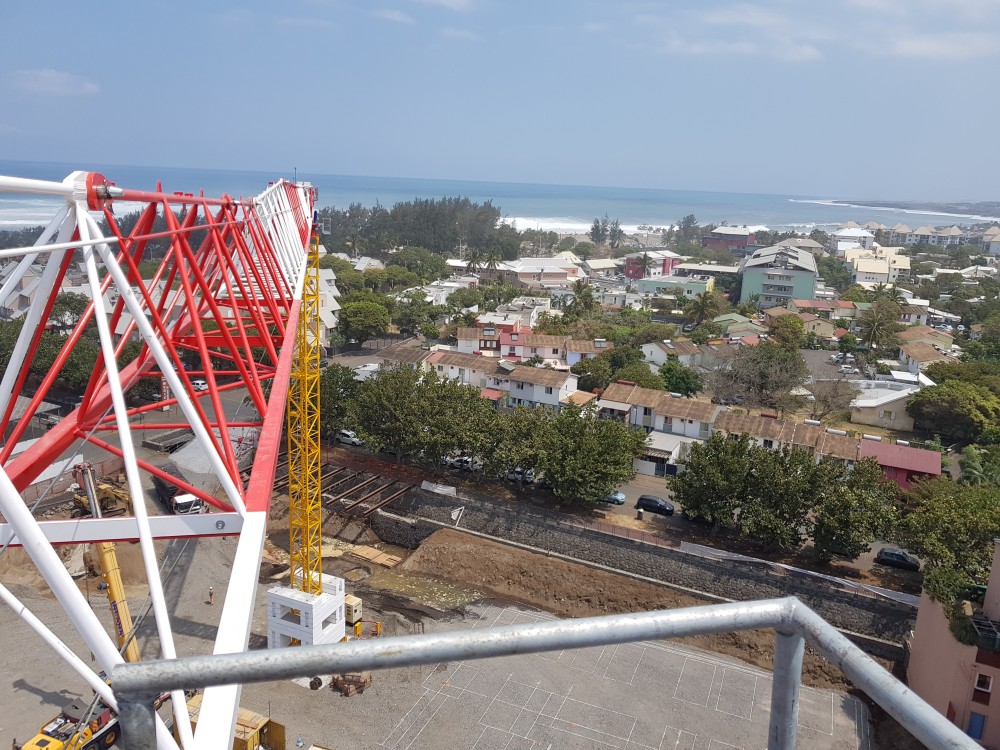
[686,291,723,325]
[465,250,484,273]
[483,250,502,273]
[569,279,597,315]
[859,299,903,349]
[636,253,654,278]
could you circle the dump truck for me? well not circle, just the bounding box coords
[151,461,203,514]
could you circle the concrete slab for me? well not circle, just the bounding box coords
[377,604,871,750]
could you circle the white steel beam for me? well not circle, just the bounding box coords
[193,511,268,750]
[79,211,195,748]
[0,513,245,547]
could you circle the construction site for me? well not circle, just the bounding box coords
[0,168,970,750]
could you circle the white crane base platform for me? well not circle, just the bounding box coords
[266,574,346,648]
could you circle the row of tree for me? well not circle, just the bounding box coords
[316,197,521,258]
[321,364,647,503]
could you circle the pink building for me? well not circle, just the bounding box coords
[909,542,1000,744]
[624,250,682,280]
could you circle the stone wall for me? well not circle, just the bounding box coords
[351,488,916,644]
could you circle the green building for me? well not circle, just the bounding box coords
[636,274,715,297]
[739,246,817,308]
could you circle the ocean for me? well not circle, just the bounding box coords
[1,159,997,234]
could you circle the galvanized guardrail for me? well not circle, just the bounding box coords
[112,596,976,750]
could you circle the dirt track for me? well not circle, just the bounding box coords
[400,527,880,691]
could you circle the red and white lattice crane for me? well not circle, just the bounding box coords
[0,169,315,749]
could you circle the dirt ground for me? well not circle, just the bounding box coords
[401,528,864,690]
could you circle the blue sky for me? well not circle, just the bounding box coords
[0,0,997,200]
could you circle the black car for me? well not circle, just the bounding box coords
[874,547,920,572]
[635,495,674,516]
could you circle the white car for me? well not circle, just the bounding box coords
[191,379,208,392]
[335,429,363,446]
[507,467,536,483]
[839,365,861,375]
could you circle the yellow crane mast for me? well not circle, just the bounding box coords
[286,232,323,595]
[73,463,140,663]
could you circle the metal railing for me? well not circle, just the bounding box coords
[112,596,977,750]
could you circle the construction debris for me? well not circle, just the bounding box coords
[330,671,372,697]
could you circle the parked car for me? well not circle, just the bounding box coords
[635,495,674,516]
[874,547,921,572]
[191,379,208,392]
[601,491,626,505]
[507,467,535,483]
[455,456,483,472]
[335,429,363,446]
[839,365,861,375]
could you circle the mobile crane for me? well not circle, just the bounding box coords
[21,465,144,750]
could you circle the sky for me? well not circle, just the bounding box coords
[0,0,997,200]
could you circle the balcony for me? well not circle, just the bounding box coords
[113,597,979,750]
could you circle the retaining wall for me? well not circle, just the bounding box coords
[357,489,916,645]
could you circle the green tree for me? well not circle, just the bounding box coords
[959,446,987,485]
[608,218,625,249]
[838,332,858,354]
[48,292,91,327]
[858,300,903,350]
[711,341,808,409]
[319,364,360,438]
[572,241,597,261]
[896,477,1000,582]
[668,433,757,533]
[685,291,723,325]
[768,315,804,350]
[614,362,663,390]
[464,250,484,273]
[571,356,613,392]
[906,381,1000,443]
[811,459,899,562]
[488,406,551,482]
[446,287,484,312]
[537,402,646,503]
[739,447,837,552]
[630,323,677,346]
[339,301,390,344]
[659,358,702,397]
[390,246,450,281]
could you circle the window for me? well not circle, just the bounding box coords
[515,382,524,390]
[437,365,443,372]
[508,347,516,355]
[643,407,652,416]
[763,439,774,449]
[879,410,895,420]
[977,674,993,693]
[544,386,553,395]
[552,348,559,355]
[511,333,518,341]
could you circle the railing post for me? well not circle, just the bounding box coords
[769,630,805,750]
[117,689,159,750]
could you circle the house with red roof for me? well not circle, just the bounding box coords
[857,440,942,490]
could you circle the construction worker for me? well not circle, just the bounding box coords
[208,586,214,605]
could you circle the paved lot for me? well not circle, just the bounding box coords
[378,604,870,750]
